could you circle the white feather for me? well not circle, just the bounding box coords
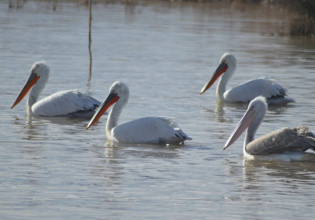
[224,78,287,103]
[111,116,191,144]
[32,89,100,117]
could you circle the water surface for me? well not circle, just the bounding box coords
[1,1,315,219]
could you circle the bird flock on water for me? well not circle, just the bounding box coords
[11,53,315,161]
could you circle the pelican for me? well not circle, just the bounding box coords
[200,53,294,105]
[85,81,191,145]
[11,61,100,118]
[223,96,315,161]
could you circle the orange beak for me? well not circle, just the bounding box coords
[222,107,256,150]
[200,62,228,95]
[85,92,119,130]
[11,72,40,109]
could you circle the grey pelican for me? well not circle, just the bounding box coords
[223,96,315,161]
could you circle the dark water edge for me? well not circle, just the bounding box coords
[7,0,315,37]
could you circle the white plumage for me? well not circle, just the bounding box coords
[200,53,294,105]
[32,89,100,117]
[224,78,286,103]
[223,96,315,161]
[86,81,191,145]
[11,61,100,118]
[111,117,190,144]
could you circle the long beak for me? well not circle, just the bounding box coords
[200,63,228,95]
[85,92,119,130]
[11,72,40,109]
[222,107,256,150]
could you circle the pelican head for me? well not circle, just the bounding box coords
[85,81,129,130]
[31,61,50,77]
[11,61,50,109]
[108,81,129,101]
[200,53,237,95]
[223,96,267,150]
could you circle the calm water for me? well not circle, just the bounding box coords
[1,1,315,219]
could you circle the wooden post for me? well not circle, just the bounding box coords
[88,0,92,81]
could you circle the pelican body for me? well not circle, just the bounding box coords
[200,53,294,105]
[11,62,100,118]
[86,81,191,145]
[223,96,315,161]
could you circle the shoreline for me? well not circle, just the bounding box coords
[7,0,315,37]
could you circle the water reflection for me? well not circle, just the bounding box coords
[88,144,125,187]
[221,158,315,219]
[87,141,182,189]
[243,159,315,181]
[200,100,249,123]
[10,116,46,141]
[18,115,92,143]
[241,158,315,207]
[104,142,118,158]
[105,142,181,160]
[24,118,42,141]
[215,101,248,123]
[205,95,292,124]
[214,101,226,122]
[8,0,24,8]
[26,115,87,125]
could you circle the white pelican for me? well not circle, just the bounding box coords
[85,81,191,145]
[223,96,315,161]
[200,53,294,105]
[11,61,100,118]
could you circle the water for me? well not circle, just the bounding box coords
[1,1,315,219]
